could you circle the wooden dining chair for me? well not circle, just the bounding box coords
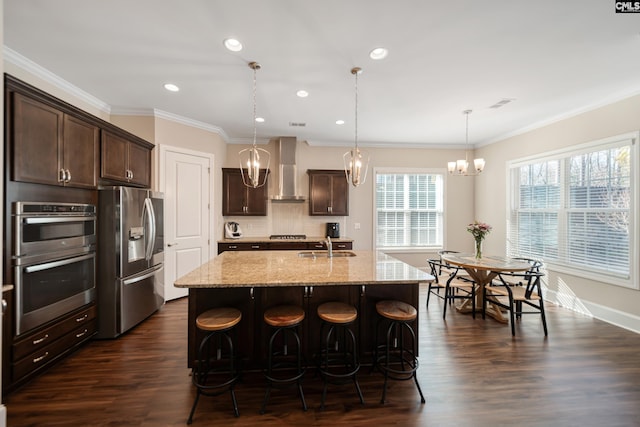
[483,259,548,336]
[426,258,476,319]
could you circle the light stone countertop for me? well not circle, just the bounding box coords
[174,250,433,288]
[218,236,353,243]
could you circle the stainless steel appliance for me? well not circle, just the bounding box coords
[326,222,340,238]
[269,234,306,240]
[12,202,97,336]
[97,187,164,338]
[225,221,242,239]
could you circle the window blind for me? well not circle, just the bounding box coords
[508,135,636,285]
[376,172,443,248]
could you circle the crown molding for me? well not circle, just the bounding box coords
[304,138,465,150]
[3,46,111,114]
[4,45,230,142]
[110,107,230,143]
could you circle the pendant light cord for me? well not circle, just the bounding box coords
[249,61,261,148]
[252,64,258,147]
[464,109,472,163]
[351,67,362,151]
[354,69,359,150]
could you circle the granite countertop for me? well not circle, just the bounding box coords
[175,250,433,288]
[218,236,353,243]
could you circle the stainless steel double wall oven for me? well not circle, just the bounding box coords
[12,202,97,336]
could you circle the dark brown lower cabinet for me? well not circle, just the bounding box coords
[186,283,417,370]
[8,303,97,392]
[188,288,256,368]
[218,241,352,254]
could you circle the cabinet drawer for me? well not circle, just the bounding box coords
[308,242,326,250]
[334,242,353,250]
[218,242,269,252]
[307,241,352,250]
[269,242,307,250]
[13,304,96,360]
[13,320,97,380]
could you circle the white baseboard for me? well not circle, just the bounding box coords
[545,288,640,334]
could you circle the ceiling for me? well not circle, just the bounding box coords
[4,1,640,148]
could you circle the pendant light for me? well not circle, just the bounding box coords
[343,67,369,187]
[239,61,270,188]
[447,110,485,176]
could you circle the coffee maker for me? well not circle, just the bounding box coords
[326,222,340,238]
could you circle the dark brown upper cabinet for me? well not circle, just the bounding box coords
[101,130,151,188]
[11,92,99,189]
[222,168,269,216]
[307,169,349,216]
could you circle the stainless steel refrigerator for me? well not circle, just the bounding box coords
[96,186,164,338]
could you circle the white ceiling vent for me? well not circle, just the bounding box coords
[489,98,515,109]
[288,122,306,127]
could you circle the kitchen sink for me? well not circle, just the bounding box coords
[297,251,356,258]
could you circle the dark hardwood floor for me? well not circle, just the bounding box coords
[5,285,640,426]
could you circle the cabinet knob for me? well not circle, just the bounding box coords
[167,243,178,247]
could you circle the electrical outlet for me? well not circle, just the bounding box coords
[354,223,361,230]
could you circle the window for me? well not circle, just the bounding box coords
[375,170,444,249]
[508,132,638,288]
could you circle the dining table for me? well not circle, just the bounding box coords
[439,252,532,322]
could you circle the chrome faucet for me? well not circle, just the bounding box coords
[324,236,333,257]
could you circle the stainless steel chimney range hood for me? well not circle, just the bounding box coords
[270,137,306,202]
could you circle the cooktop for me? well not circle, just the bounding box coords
[269,234,307,240]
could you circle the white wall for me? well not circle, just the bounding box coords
[475,94,640,332]
[6,57,640,333]
[1,0,8,421]
[223,139,476,251]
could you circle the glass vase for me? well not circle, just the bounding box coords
[474,238,483,259]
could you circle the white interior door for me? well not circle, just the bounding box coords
[160,145,213,301]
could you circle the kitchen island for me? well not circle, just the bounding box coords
[174,250,432,369]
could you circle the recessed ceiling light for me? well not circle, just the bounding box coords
[296,90,309,98]
[335,120,345,125]
[255,117,265,123]
[223,38,243,52]
[369,47,388,60]
[163,83,180,92]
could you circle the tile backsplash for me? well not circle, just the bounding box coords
[223,201,347,238]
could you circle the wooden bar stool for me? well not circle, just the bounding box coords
[317,302,364,409]
[261,305,307,414]
[373,300,425,404]
[188,307,242,424]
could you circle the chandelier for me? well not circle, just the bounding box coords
[239,61,270,188]
[447,110,485,176]
[343,67,369,187]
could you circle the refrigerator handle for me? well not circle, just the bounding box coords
[143,197,156,261]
